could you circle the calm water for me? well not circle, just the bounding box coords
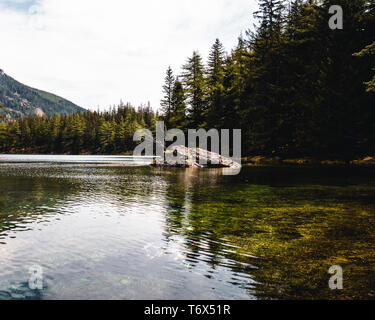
[0,155,374,300]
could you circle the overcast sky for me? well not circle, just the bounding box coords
[0,0,258,111]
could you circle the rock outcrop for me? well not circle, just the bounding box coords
[153,145,241,169]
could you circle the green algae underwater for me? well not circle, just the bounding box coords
[0,161,374,299]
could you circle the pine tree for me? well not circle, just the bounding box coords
[9,122,21,150]
[354,41,375,92]
[0,121,8,150]
[222,37,249,131]
[286,0,304,39]
[206,39,226,128]
[182,51,207,128]
[160,66,175,127]
[170,78,187,129]
[253,0,286,48]
[245,0,288,155]
[317,0,375,160]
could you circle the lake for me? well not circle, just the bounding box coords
[0,155,374,300]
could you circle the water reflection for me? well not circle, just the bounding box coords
[0,163,374,299]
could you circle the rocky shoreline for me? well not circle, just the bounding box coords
[242,156,375,167]
[151,144,375,168]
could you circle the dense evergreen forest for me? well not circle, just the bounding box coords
[0,103,155,154]
[160,0,375,160]
[0,0,374,160]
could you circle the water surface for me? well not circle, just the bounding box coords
[0,155,374,299]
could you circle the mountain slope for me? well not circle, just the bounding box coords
[0,69,85,119]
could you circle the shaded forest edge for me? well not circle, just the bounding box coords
[0,0,375,166]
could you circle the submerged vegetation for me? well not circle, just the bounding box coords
[1,165,375,299]
[163,166,375,299]
[0,1,374,301]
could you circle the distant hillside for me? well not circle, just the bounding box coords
[0,69,85,119]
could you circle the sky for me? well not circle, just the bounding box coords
[0,0,258,111]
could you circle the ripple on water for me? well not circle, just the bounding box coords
[1,162,375,299]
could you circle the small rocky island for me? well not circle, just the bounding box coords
[153,145,241,169]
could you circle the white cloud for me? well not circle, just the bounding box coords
[0,0,258,111]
